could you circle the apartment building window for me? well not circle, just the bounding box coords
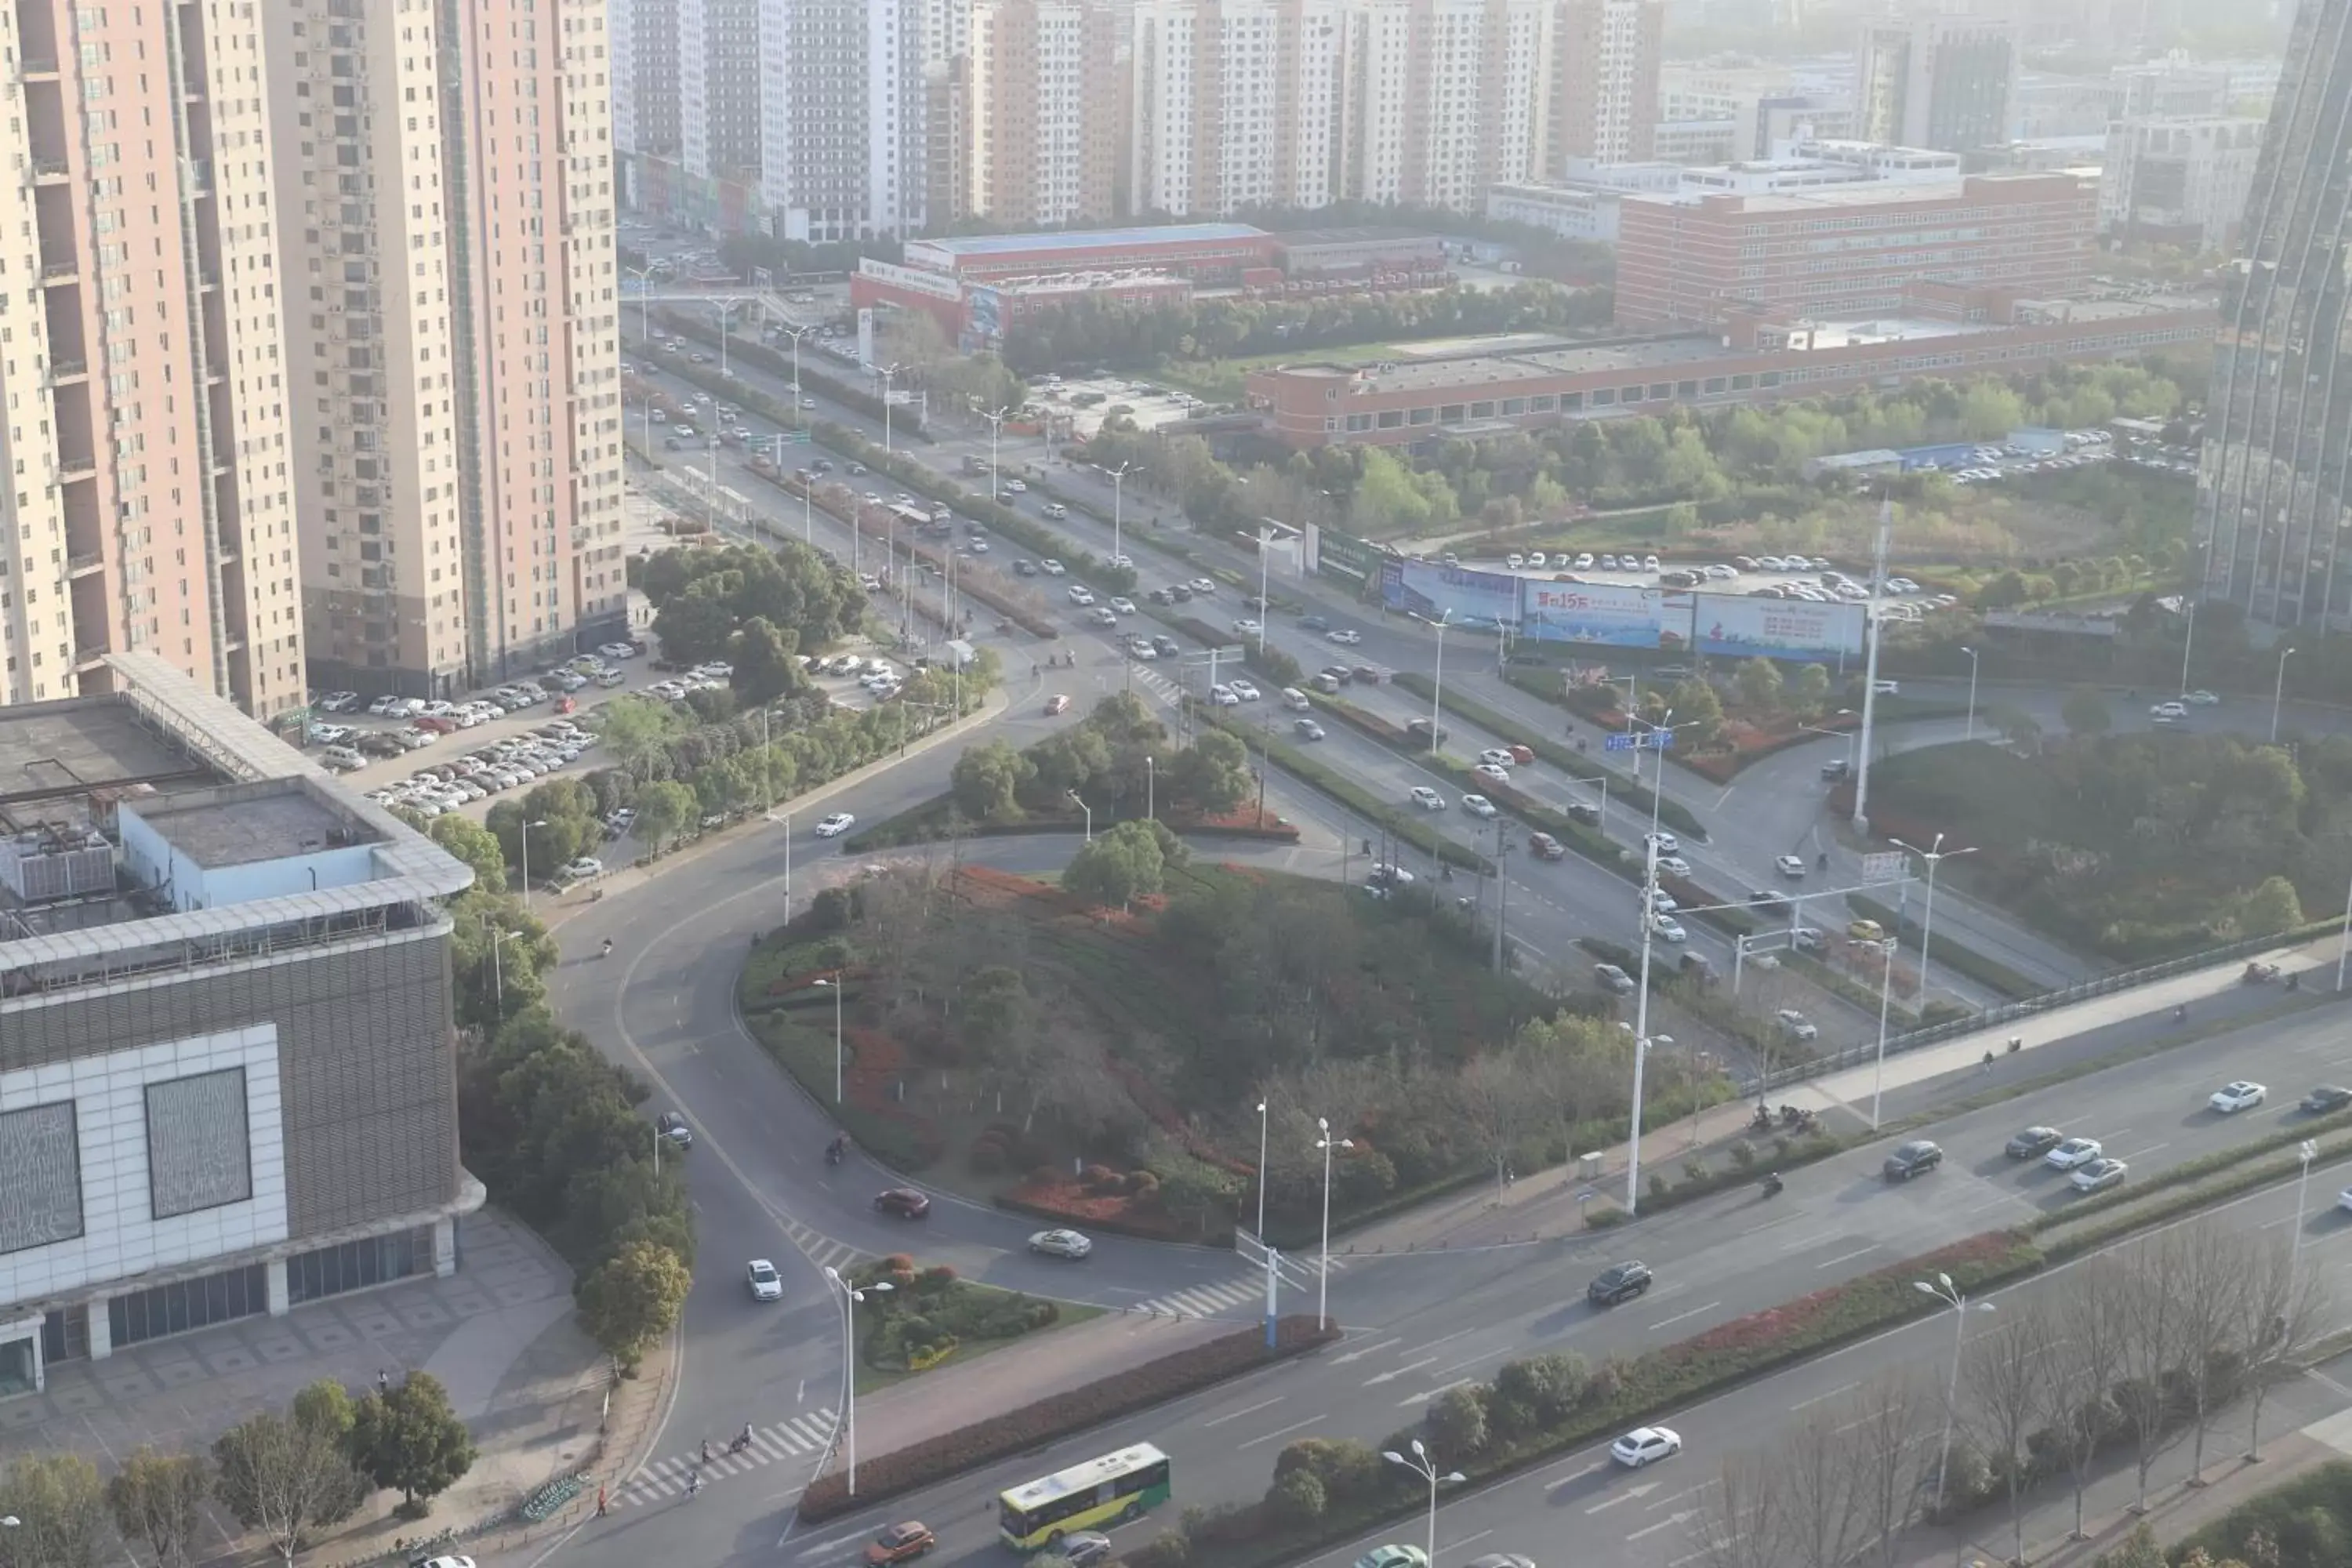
[1591,389,1615,406]
[1439,404,1465,423]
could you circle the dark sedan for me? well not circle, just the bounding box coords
[2303,1086,2352,1115]
[873,1188,931,1219]
[2004,1126,2064,1160]
[1882,1139,1943,1181]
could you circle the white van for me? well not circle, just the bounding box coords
[1280,687,1312,711]
[322,746,365,771]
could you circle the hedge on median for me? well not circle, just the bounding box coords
[652,308,913,432]
[1127,1229,2045,1568]
[1843,892,2045,1001]
[1197,705,1491,874]
[793,1313,1340,1523]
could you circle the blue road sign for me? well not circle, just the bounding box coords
[1604,728,1674,752]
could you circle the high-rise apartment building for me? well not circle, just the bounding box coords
[1131,0,1352,217]
[2102,116,2264,252]
[613,0,684,161]
[1400,0,1553,209]
[2198,0,2352,629]
[968,1,1120,228]
[273,0,626,699]
[682,0,764,183]
[1552,0,1665,168]
[1614,171,2094,328]
[758,0,929,240]
[1853,14,2019,153]
[0,3,306,720]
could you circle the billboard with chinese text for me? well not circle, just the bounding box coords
[1379,558,1521,628]
[1690,596,1865,661]
[1521,582,1692,650]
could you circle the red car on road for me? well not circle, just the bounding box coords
[873,1189,931,1219]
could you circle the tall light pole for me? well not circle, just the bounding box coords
[713,298,740,379]
[982,405,1011,499]
[1625,710,1672,1214]
[1107,462,1133,564]
[1068,789,1091,842]
[1255,525,1276,653]
[2273,645,2297,744]
[880,363,906,462]
[2292,1138,2319,1302]
[622,265,654,344]
[1915,1273,1994,1510]
[1891,833,1976,1005]
[1145,754,1156,822]
[1419,610,1453,754]
[1381,1441,1464,1563]
[1870,937,1897,1129]
[2179,599,2197,698]
[1316,1116,1352,1331]
[1254,1098,1270,1239]
[813,975,845,1102]
[822,1268,892,1497]
[1853,494,1893,835]
[1959,645,1980,743]
[517,817,548,908]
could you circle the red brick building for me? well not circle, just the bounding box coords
[1613,172,2096,329]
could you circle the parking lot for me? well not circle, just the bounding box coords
[1030,374,1216,438]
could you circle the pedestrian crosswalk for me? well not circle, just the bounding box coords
[610,1410,841,1508]
[773,1214,860,1273]
[1130,1255,1350,1320]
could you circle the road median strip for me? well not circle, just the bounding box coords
[793,1316,1338,1523]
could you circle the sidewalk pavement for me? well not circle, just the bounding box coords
[1332,933,2350,1255]
[537,684,1008,936]
[815,1312,1230,1473]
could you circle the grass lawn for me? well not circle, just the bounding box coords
[1152,342,1420,403]
[852,1294,1108,1396]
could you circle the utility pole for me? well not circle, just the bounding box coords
[1491,826,1510,974]
[1852,494,1893,836]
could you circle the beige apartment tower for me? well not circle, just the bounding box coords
[0,2,306,720]
[968,0,1120,228]
[273,0,626,701]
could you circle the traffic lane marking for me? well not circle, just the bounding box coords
[1204,1396,1285,1428]
[1647,1301,1722,1331]
[1237,1414,1329,1450]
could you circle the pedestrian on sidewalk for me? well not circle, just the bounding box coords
[596,1485,608,1518]
[377,1368,390,1396]
[687,1469,702,1499]
[1980,1049,1994,1075]
[699,1438,711,1466]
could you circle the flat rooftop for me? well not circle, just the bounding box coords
[918,223,1267,259]
[1634,171,2070,213]
[0,699,222,829]
[135,787,376,870]
[1271,227,1443,249]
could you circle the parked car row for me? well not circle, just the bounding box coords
[358,720,599,815]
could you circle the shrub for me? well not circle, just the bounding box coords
[1648,1172,1669,1200]
[1494,1352,1589,1428]
[1728,1139,1756,1170]
[917,1265,959,1293]
[795,1315,1340,1521]
[1425,1384,1493,1456]
[1265,1468,1327,1530]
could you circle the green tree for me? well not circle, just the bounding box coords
[2061,684,2112,738]
[1425,1384,1493,1455]
[292,1377,358,1447]
[448,892,557,1030]
[1734,658,1784,716]
[104,1446,209,1568]
[1791,662,1832,717]
[959,966,1033,1073]
[651,589,739,662]
[346,1372,476,1515]
[212,1405,367,1565]
[632,779,699,851]
[596,695,687,775]
[1265,1467,1327,1529]
[0,1451,111,1568]
[579,1240,694,1370]
[1167,729,1251,815]
[427,815,509,891]
[731,615,804,706]
[1667,677,1725,746]
[1062,819,1171,909]
[2236,875,2304,936]
[952,739,1035,822]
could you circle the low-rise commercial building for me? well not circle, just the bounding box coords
[0,656,479,1396]
[1243,295,2214,449]
[900,223,1279,285]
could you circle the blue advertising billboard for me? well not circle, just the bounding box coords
[1379,558,1521,629]
[1690,596,1865,661]
[1521,582,1692,650]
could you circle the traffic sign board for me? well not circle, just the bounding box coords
[1604,728,1675,752]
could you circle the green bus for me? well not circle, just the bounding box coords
[997,1443,1173,1552]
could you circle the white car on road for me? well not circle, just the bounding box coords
[1479,750,1516,769]
[1327,628,1363,645]
[1461,794,1498,818]
[1649,914,1687,943]
[1233,619,1264,637]
[1229,680,1262,702]
[1654,855,1691,878]
[1027,1229,1094,1260]
[746,1259,783,1301]
[1067,585,1095,605]
[2209,1081,2267,1113]
[814,812,856,837]
[1611,1427,1682,1468]
[1473,763,1511,785]
[1645,831,1680,855]
[2044,1137,2103,1171]
[1774,855,1808,877]
[1109,597,1137,615]
[1040,559,1066,575]
[1410,786,1446,811]
[1210,684,1240,706]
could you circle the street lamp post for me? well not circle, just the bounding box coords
[1108,463,1132,565]
[1255,526,1276,655]
[1381,1441,1465,1563]
[1625,710,1672,1214]
[1254,1098,1270,1238]
[1890,832,1976,1005]
[982,405,1011,500]
[622,266,653,343]
[822,1268,893,1496]
[880,363,906,463]
[813,975,845,1102]
[517,818,548,909]
[1915,1272,1994,1510]
[1422,611,1453,754]
[1316,1116,1353,1330]
[714,299,735,379]
[2273,646,2297,744]
[1960,645,1980,743]
[1870,937,1898,1129]
[2180,599,2197,698]
[1145,754,1156,822]
[1068,789,1091,843]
